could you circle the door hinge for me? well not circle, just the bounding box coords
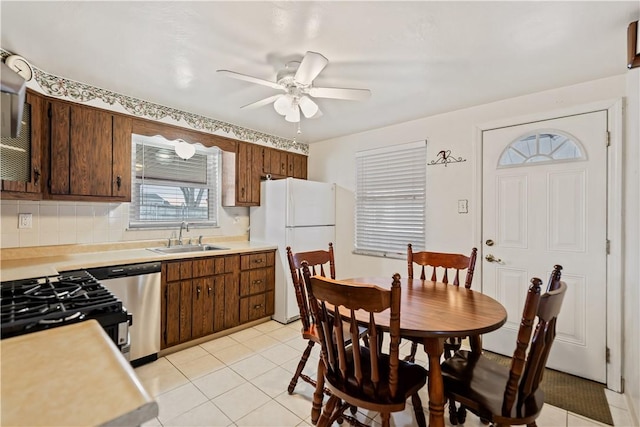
[606,239,611,255]
[606,347,611,363]
[606,131,610,147]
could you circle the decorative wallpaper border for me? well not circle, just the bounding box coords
[1,48,308,155]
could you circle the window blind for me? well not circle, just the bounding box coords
[355,141,426,258]
[129,137,219,229]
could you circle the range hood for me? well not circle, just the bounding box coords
[1,61,26,138]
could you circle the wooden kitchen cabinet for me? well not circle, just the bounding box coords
[262,147,308,180]
[47,99,131,201]
[161,254,240,349]
[161,250,275,350]
[239,251,275,324]
[233,142,262,206]
[1,91,45,199]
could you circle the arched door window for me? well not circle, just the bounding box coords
[498,130,586,168]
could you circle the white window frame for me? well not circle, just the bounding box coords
[354,140,427,258]
[129,135,220,229]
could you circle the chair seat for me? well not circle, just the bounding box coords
[326,346,428,411]
[441,350,544,425]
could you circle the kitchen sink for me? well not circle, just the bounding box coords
[147,244,229,254]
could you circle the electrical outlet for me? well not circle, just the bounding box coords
[457,199,468,214]
[18,213,33,229]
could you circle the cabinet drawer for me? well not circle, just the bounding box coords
[193,257,215,277]
[240,251,275,270]
[165,261,182,282]
[240,291,273,323]
[240,268,270,296]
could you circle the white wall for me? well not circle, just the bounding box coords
[624,66,640,425]
[0,200,249,248]
[309,74,639,421]
[310,75,627,277]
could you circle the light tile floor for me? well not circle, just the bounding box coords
[136,319,634,427]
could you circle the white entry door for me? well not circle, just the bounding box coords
[481,111,608,383]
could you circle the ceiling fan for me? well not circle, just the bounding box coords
[217,51,371,123]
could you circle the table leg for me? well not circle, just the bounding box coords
[424,338,445,427]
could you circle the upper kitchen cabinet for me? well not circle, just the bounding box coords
[0,91,45,199]
[222,141,262,206]
[261,146,307,180]
[46,100,131,201]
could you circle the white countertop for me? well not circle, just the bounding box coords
[0,240,278,282]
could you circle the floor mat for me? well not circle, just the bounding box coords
[482,351,614,425]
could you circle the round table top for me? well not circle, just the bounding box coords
[343,277,508,339]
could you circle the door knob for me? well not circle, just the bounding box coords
[485,239,494,246]
[485,254,502,263]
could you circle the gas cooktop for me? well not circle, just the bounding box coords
[0,270,129,341]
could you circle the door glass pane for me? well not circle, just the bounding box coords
[498,130,585,168]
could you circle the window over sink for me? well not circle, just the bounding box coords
[129,134,220,229]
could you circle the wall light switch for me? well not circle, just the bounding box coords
[18,213,33,229]
[457,199,468,214]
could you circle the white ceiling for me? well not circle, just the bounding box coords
[1,1,638,144]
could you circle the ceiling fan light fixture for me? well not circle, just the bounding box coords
[298,95,319,118]
[274,94,294,116]
[285,106,300,122]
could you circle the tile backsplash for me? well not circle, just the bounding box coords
[0,200,249,249]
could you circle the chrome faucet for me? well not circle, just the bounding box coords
[178,221,189,245]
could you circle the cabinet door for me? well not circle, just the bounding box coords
[178,279,193,343]
[48,100,131,200]
[112,115,131,199]
[293,154,307,179]
[163,280,181,348]
[1,92,44,197]
[223,255,240,329]
[286,153,295,177]
[69,104,113,196]
[49,101,71,195]
[192,277,214,338]
[236,142,251,203]
[213,275,226,333]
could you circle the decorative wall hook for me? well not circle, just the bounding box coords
[428,150,466,167]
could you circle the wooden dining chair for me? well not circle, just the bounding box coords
[285,244,337,395]
[441,265,567,427]
[302,264,428,427]
[405,244,478,362]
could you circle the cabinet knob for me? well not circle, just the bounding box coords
[253,259,263,264]
[196,286,201,299]
[252,280,263,285]
[116,175,122,190]
[253,304,263,309]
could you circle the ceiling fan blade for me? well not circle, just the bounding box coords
[240,94,282,110]
[294,51,328,86]
[217,70,284,90]
[308,87,371,101]
[298,96,319,118]
[285,105,300,122]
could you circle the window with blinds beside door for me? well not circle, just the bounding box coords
[354,140,427,258]
[129,135,220,229]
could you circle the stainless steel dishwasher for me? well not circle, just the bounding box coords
[88,261,161,366]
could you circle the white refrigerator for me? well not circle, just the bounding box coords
[250,178,336,323]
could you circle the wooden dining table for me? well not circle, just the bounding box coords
[342,277,508,427]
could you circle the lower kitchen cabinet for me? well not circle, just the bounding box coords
[239,251,275,323]
[160,250,274,350]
